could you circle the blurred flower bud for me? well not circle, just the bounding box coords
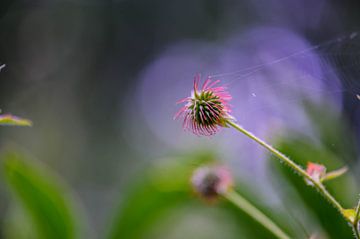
[305,162,326,185]
[191,165,233,200]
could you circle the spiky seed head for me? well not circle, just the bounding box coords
[175,74,234,136]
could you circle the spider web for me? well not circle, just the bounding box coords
[207,32,360,114]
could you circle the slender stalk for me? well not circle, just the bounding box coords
[226,120,349,222]
[354,224,360,239]
[224,190,290,239]
[353,198,360,239]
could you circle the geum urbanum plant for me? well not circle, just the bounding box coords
[175,74,360,239]
[191,164,290,239]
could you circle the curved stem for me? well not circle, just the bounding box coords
[224,190,290,239]
[226,120,349,222]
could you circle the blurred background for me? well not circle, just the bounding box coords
[0,0,360,238]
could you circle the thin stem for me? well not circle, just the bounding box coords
[353,198,360,239]
[224,190,290,239]
[226,120,349,222]
[354,224,360,239]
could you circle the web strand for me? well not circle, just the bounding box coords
[207,31,360,114]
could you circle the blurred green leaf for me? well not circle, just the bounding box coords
[106,152,212,239]
[0,114,32,127]
[269,103,359,238]
[3,205,39,239]
[3,152,81,239]
[270,139,354,238]
[106,152,296,239]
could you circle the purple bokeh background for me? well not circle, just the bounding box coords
[133,26,343,190]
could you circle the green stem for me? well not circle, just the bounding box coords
[226,120,348,222]
[353,198,360,239]
[224,190,290,239]
[354,224,360,239]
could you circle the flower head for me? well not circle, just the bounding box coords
[174,74,233,136]
[191,165,233,200]
[305,162,326,185]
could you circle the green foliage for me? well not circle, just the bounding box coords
[106,152,211,239]
[1,102,358,238]
[3,205,39,239]
[3,152,81,239]
[106,152,294,239]
[271,138,354,238]
[269,103,359,238]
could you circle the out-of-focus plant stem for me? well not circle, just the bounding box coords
[353,198,360,239]
[226,120,350,223]
[224,190,290,239]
